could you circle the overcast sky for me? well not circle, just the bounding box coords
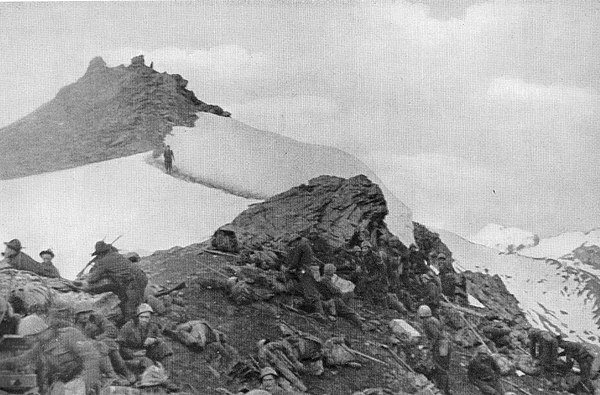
[1,1,598,238]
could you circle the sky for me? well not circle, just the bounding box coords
[0,1,598,238]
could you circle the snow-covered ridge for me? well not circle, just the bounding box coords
[164,113,415,247]
[0,153,257,279]
[469,223,539,253]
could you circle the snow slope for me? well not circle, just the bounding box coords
[438,229,600,343]
[519,229,600,259]
[470,223,539,253]
[164,113,415,246]
[0,153,257,279]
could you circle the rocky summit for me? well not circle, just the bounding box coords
[0,55,228,180]
[212,174,403,255]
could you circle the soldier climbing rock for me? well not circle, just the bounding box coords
[86,240,148,326]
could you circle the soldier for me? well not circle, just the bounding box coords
[0,296,19,336]
[468,345,504,394]
[259,367,289,395]
[418,305,453,395]
[286,235,326,319]
[118,303,173,374]
[0,314,101,394]
[528,328,559,375]
[420,272,442,318]
[2,239,60,278]
[408,244,429,275]
[38,249,61,278]
[74,303,136,383]
[557,336,596,393]
[318,263,364,327]
[359,241,390,308]
[257,338,308,392]
[480,317,513,350]
[437,253,457,302]
[86,240,148,326]
[163,145,175,174]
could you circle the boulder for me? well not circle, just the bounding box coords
[389,319,421,344]
[0,269,121,319]
[211,175,407,274]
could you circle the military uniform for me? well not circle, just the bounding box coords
[5,251,60,278]
[118,318,172,371]
[529,329,559,374]
[77,311,133,381]
[87,242,148,325]
[468,352,504,395]
[559,339,595,393]
[422,316,452,395]
[420,276,442,318]
[288,237,324,315]
[318,273,362,326]
[0,325,101,394]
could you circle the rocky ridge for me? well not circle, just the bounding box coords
[0,55,228,179]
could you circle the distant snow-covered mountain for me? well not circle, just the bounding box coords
[519,228,600,259]
[469,223,539,253]
[438,228,600,344]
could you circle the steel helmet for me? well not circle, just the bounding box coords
[136,303,154,316]
[417,305,432,318]
[323,264,336,276]
[18,314,49,336]
[259,367,278,380]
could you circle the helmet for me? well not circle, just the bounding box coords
[417,305,432,318]
[74,302,94,315]
[323,264,336,276]
[260,367,278,380]
[18,314,49,336]
[136,303,154,316]
[476,345,490,354]
[437,253,447,259]
[226,276,238,289]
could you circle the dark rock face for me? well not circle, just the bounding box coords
[212,175,404,258]
[0,55,229,180]
[463,271,529,327]
[413,222,452,261]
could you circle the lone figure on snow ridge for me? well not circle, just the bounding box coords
[163,145,175,174]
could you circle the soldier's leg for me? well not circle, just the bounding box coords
[334,298,362,326]
[300,273,324,315]
[109,349,136,383]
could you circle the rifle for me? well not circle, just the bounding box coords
[154,282,187,298]
[76,235,122,279]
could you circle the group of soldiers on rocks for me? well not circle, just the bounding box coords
[3,232,600,395]
[0,238,180,394]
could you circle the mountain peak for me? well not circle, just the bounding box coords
[0,55,230,180]
[86,56,107,74]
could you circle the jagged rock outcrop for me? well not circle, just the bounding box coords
[413,222,452,262]
[463,271,529,328]
[212,175,405,258]
[0,55,230,179]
